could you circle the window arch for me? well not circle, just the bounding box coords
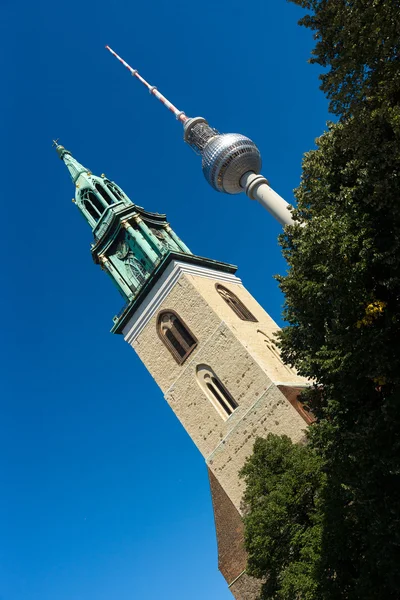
[94,182,115,206]
[105,181,124,201]
[216,284,257,322]
[196,365,238,420]
[257,330,294,375]
[157,311,197,364]
[81,189,105,222]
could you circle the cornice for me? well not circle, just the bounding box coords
[111,253,239,336]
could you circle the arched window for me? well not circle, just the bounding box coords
[257,330,294,375]
[94,182,115,206]
[197,365,238,419]
[216,284,257,322]
[81,189,105,222]
[105,181,124,201]
[83,200,100,222]
[157,311,197,364]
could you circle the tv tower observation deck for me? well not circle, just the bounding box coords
[106,46,294,227]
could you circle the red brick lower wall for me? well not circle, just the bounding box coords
[208,467,247,583]
[208,468,261,599]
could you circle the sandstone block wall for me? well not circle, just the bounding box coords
[124,266,310,598]
[130,271,308,512]
[188,275,308,386]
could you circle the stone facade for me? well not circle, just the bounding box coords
[122,259,310,599]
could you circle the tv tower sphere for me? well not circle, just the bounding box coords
[184,117,261,194]
[106,46,295,227]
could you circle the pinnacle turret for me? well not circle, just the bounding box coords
[54,142,192,327]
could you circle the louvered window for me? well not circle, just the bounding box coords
[216,284,257,322]
[157,311,197,364]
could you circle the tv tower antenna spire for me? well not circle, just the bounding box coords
[106,46,294,227]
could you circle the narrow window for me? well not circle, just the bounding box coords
[216,284,257,322]
[257,329,294,375]
[94,182,115,205]
[105,181,124,201]
[83,199,100,222]
[157,311,197,364]
[81,189,105,220]
[197,365,238,420]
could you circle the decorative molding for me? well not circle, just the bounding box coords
[123,260,242,343]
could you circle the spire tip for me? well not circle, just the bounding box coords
[52,139,70,160]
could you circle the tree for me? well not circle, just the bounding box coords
[290,0,400,121]
[240,435,325,600]
[278,117,400,599]
[241,1,400,597]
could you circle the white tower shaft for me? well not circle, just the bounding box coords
[240,172,294,226]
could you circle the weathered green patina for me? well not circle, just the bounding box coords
[55,143,236,333]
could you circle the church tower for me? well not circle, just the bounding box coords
[55,142,311,600]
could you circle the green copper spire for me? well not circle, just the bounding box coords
[54,141,193,327]
[53,140,88,183]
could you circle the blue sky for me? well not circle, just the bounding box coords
[1,1,329,598]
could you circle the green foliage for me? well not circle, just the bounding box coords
[278,115,400,394]
[240,435,326,600]
[241,1,400,597]
[275,114,400,599]
[288,0,400,120]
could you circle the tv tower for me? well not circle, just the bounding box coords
[106,46,295,227]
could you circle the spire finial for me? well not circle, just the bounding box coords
[52,138,70,160]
